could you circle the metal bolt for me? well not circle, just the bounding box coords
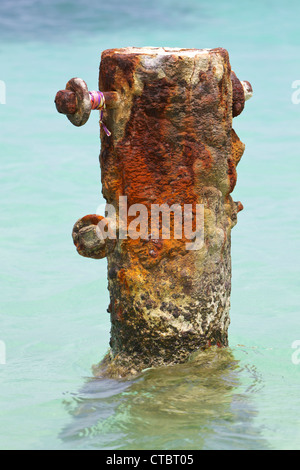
[231,72,253,118]
[54,77,119,127]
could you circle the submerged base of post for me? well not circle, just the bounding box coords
[93,339,228,379]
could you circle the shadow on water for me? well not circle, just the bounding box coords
[60,347,270,450]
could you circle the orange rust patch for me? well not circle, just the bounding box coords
[231,129,245,167]
[113,77,198,209]
[100,50,140,91]
[200,144,213,172]
[227,156,237,194]
[236,201,244,213]
[117,268,130,291]
[80,214,103,226]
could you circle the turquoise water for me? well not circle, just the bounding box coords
[1,0,300,450]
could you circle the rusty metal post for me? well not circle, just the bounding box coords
[57,47,252,378]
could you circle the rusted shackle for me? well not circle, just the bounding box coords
[54,77,119,127]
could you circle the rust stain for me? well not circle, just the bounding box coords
[117,268,130,292]
[100,50,140,91]
[231,128,245,166]
[236,201,244,213]
[231,71,245,117]
[80,214,103,225]
[227,155,237,194]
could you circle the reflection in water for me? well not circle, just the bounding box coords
[60,347,269,450]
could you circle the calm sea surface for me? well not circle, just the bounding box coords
[0,0,300,450]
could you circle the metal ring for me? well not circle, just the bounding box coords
[66,78,92,127]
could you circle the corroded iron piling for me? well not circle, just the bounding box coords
[62,47,252,377]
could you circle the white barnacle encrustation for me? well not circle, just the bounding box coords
[241,80,253,101]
